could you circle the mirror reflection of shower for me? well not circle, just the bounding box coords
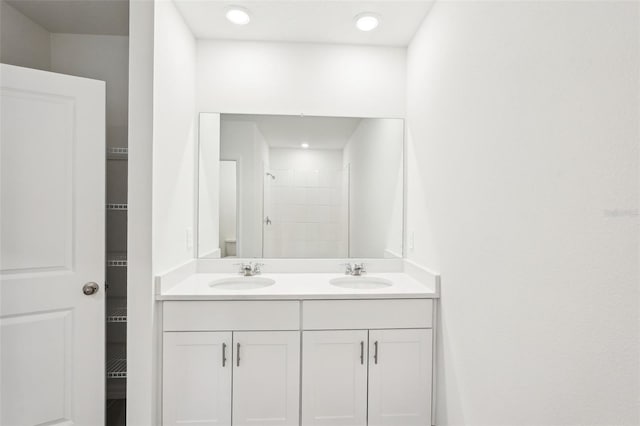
[262,158,350,258]
[197,113,404,259]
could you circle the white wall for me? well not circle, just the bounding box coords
[344,119,404,258]
[219,160,237,257]
[198,113,221,258]
[152,0,196,274]
[0,0,51,71]
[405,2,639,424]
[197,40,406,118]
[219,119,266,257]
[128,0,155,423]
[269,148,343,171]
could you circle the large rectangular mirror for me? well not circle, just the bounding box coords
[198,113,404,259]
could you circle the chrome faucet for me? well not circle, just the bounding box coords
[236,262,263,276]
[343,262,366,276]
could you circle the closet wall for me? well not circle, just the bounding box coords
[0,0,50,70]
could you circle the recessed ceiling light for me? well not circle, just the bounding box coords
[301,143,309,149]
[355,13,379,32]
[226,7,251,25]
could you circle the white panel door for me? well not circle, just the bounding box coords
[0,64,105,426]
[163,332,232,426]
[302,330,368,426]
[368,329,433,426]
[233,331,300,426]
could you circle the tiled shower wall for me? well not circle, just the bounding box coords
[264,149,348,258]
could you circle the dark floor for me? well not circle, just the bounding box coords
[106,399,126,426]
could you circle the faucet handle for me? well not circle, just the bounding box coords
[252,263,264,274]
[353,263,366,275]
[340,263,353,275]
[233,262,252,273]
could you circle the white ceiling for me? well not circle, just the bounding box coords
[223,114,362,150]
[7,0,129,36]
[174,0,434,46]
[7,0,433,45]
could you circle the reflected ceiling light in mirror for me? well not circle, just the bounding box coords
[226,6,251,25]
[301,142,310,149]
[355,13,379,32]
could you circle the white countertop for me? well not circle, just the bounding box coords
[157,272,438,301]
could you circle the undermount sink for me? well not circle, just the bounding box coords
[329,276,393,290]
[209,276,276,290]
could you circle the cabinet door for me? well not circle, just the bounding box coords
[368,329,432,426]
[302,330,368,426]
[232,331,300,426]
[163,332,232,426]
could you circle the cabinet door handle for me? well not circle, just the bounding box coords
[360,341,364,365]
[237,343,241,367]
[222,343,227,367]
[373,341,379,364]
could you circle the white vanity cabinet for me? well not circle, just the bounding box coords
[163,332,232,426]
[232,331,300,426]
[162,301,301,426]
[161,298,435,426]
[301,300,434,426]
[302,329,432,426]
[302,330,369,425]
[367,329,433,426]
